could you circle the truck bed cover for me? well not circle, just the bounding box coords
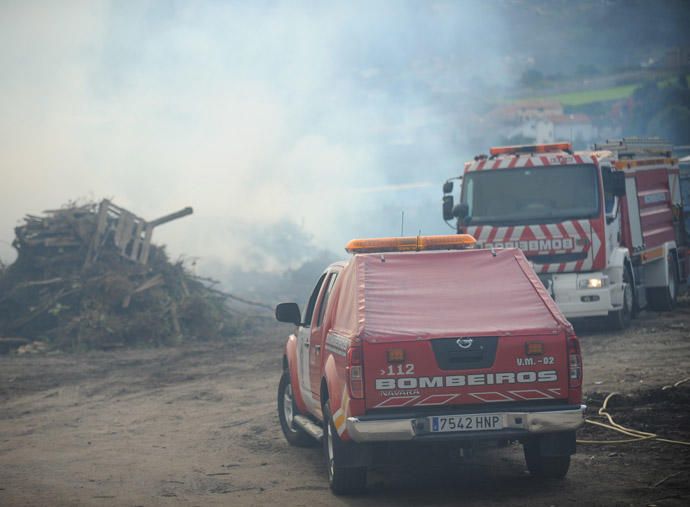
[330,248,570,341]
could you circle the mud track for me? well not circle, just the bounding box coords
[1,304,689,506]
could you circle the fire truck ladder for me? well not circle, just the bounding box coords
[594,137,673,158]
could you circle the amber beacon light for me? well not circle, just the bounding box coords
[345,234,477,254]
[489,142,572,156]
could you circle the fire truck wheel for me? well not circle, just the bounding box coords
[523,440,571,480]
[277,371,315,447]
[607,265,633,330]
[647,254,678,311]
[323,401,367,495]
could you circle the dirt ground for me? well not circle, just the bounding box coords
[1,301,689,506]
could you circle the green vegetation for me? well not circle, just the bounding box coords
[526,83,639,106]
[627,80,690,144]
[521,75,689,107]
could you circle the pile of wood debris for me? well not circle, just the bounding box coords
[0,200,252,352]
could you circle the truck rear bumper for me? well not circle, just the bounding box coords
[346,405,586,443]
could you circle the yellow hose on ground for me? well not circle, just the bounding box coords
[576,391,690,446]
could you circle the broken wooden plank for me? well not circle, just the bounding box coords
[121,274,165,308]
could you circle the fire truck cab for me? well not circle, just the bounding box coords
[442,138,688,329]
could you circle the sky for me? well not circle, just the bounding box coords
[1,1,513,272]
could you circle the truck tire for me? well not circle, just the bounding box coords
[607,265,633,331]
[523,440,571,480]
[278,371,315,447]
[647,254,678,311]
[323,401,367,495]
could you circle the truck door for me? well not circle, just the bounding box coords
[310,271,339,395]
[297,273,326,401]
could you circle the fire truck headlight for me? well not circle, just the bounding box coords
[578,276,608,289]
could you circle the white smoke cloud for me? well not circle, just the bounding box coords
[0,0,510,269]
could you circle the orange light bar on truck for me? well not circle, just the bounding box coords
[489,142,572,156]
[345,234,476,254]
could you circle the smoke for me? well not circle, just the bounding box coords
[1,1,688,273]
[0,1,504,269]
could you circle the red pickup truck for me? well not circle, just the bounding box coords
[276,235,585,494]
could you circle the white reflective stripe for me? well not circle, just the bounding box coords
[576,219,593,269]
[527,224,541,240]
[531,224,546,239]
[415,394,459,406]
[333,407,345,435]
[373,396,419,408]
[333,387,351,436]
[562,221,581,246]
[590,225,601,266]
[516,157,531,168]
[478,227,492,242]
[625,177,644,249]
[563,261,578,272]
[509,390,554,400]
[509,226,525,242]
[669,173,681,205]
[493,226,508,242]
[533,225,551,255]
[469,392,513,403]
[466,160,485,172]
[546,223,561,239]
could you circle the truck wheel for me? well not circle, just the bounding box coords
[523,440,571,480]
[647,254,678,311]
[277,371,315,447]
[323,401,367,495]
[607,265,633,331]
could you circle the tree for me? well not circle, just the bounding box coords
[647,105,690,145]
[624,81,690,143]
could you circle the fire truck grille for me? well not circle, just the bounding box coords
[528,251,588,264]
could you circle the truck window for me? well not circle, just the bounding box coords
[316,273,338,328]
[303,274,326,328]
[461,164,599,225]
[465,177,474,217]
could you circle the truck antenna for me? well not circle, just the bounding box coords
[400,211,405,236]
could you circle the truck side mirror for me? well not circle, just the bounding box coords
[275,302,302,326]
[442,181,454,194]
[453,203,469,219]
[442,195,455,221]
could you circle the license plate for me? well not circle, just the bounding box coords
[430,414,503,433]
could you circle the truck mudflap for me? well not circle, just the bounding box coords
[346,404,586,443]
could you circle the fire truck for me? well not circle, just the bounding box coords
[275,235,584,494]
[442,138,688,329]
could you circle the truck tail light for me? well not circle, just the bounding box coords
[347,346,364,399]
[568,336,582,388]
